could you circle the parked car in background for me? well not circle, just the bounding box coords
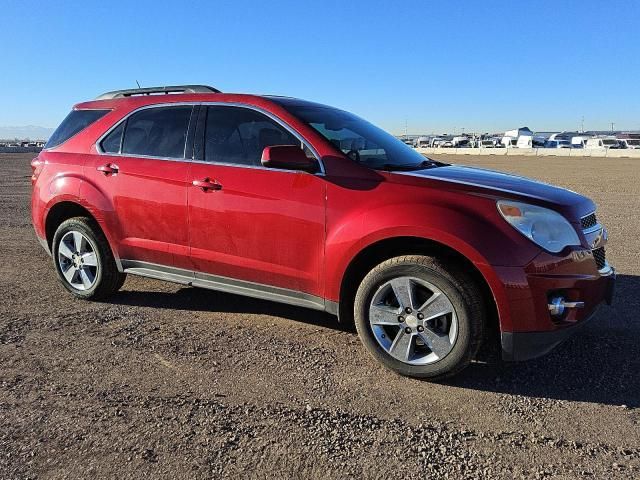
[585,138,621,149]
[478,139,497,148]
[544,140,572,149]
[617,138,640,149]
[32,84,615,380]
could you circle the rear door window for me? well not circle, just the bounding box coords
[45,109,110,149]
[122,106,193,158]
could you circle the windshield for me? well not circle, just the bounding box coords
[626,139,640,145]
[602,139,617,145]
[277,102,438,170]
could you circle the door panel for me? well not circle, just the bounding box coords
[86,155,191,269]
[188,163,325,295]
[84,104,195,269]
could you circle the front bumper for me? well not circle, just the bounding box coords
[497,249,615,361]
[502,267,614,361]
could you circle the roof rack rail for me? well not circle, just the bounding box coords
[96,85,221,100]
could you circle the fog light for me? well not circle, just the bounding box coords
[548,296,585,317]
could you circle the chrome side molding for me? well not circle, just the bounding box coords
[120,260,338,314]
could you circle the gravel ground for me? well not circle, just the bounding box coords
[1,152,638,479]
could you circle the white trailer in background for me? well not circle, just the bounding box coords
[501,136,517,148]
[571,136,590,148]
[516,135,533,148]
[504,127,533,138]
[415,136,430,148]
[452,136,470,147]
[479,139,498,148]
[502,127,533,148]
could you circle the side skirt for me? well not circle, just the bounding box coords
[121,260,338,314]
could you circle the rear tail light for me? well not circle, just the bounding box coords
[30,156,43,184]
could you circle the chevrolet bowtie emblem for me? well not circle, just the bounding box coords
[590,227,607,250]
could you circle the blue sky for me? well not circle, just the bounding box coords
[1,0,638,134]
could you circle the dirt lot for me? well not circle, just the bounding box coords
[1,152,638,479]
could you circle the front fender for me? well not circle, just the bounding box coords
[324,200,538,333]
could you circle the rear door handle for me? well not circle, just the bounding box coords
[192,178,222,191]
[97,163,119,175]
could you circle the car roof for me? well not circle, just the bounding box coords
[74,92,290,110]
[75,85,338,113]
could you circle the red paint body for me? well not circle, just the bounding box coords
[31,93,613,349]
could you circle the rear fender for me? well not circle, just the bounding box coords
[42,177,122,269]
[77,178,122,265]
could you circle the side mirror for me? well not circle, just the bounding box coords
[261,145,318,173]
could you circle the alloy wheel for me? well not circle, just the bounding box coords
[368,276,458,365]
[57,230,99,291]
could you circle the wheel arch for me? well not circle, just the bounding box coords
[336,236,502,352]
[44,200,122,271]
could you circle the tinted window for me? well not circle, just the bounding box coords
[45,109,109,149]
[100,122,124,154]
[204,107,302,165]
[272,101,436,170]
[122,106,192,158]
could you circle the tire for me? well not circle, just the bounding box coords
[51,216,126,300]
[354,255,484,380]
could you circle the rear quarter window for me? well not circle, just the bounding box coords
[100,122,125,154]
[45,109,110,149]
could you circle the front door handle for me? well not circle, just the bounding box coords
[192,178,222,191]
[97,163,119,175]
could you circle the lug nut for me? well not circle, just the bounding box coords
[404,327,412,334]
[417,313,424,320]
[397,316,404,323]
[405,307,412,314]
[417,325,424,332]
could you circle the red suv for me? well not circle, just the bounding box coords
[31,85,615,379]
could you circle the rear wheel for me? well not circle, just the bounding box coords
[354,255,484,379]
[52,217,126,300]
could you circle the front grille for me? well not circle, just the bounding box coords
[593,247,606,270]
[581,212,597,230]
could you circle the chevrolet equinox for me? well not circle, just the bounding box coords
[31,85,615,379]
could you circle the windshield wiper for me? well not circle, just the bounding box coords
[378,160,446,171]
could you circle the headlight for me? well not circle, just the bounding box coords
[497,200,580,253]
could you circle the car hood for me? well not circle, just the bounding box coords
[392,164,594,219]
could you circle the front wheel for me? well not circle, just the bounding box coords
[52,217,126,300]
[354,255,485,380]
